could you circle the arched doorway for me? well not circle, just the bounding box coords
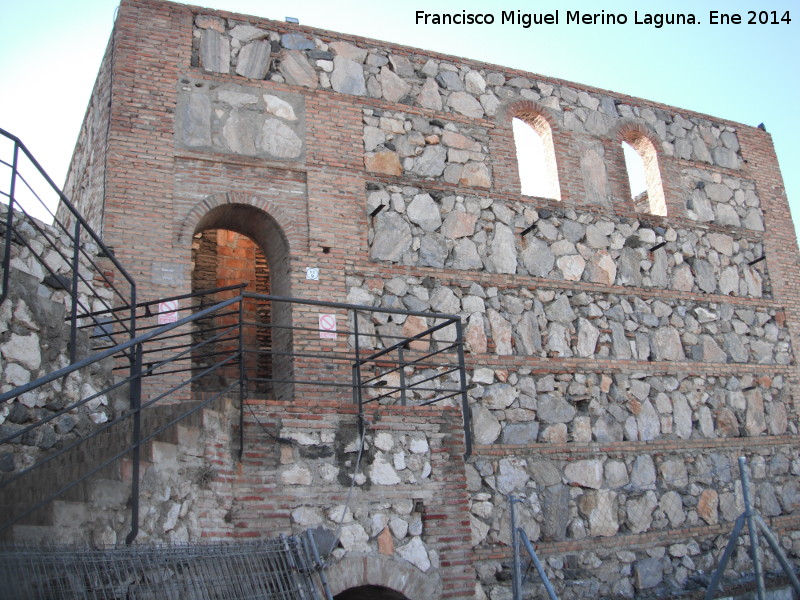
[189,203,292,400]
[334,585,410,600]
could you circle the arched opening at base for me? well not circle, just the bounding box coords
[189,203,293,401]
[334,585,411,600]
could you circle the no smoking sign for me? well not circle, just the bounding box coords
[318,313,337,339]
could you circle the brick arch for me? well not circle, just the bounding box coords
[615,120,667,216]
[174,191,301,254]
[325,554,442,600]
[500,99,560,134]
[500,100,561,200]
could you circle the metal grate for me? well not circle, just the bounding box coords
[0,537,325,600]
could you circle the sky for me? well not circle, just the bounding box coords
[1,0,798,241]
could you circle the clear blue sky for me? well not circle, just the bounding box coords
[1,0,798,242]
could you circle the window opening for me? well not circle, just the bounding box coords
[621,135,666,216]
[512,116,560,200]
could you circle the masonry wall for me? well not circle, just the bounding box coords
[60,0,800,598]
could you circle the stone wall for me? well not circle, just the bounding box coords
[59,34,114,233]
[367,185,769,297]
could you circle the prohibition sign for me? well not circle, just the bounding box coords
[158,300,179,325]
[319,313,337,339]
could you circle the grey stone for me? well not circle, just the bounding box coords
[418,78,443,111]
[488,309,513,355]
[651,327,685,361]
[331,56,366,95]
[545,295,575,323]
[329,41,367,62]
[257,119,303,158]
[452,239,483,270]
[179,93,211,147]
[672,394,692,439]
[489,223,517,275]
[580,147,611,205]
[413,145,447,178]
[502,423,539,444]
[230,24,268,42]
[521,238,555,277]
[537,394,576,424]
[546,323,572,357]
[627,491,657,533]
[483,384,516,410]
[418,235,447,269]
[369,454,401,485]
[634,557,663,589]
[578,490,618,536]
[435,71,463,91]
[637,400,660,441]
[617,247,643,286]
[593,415,623,442]
[235,41,271,79]
[472,405,501,444]
[631,455,656,489]
[370,212,412,262]
[565,459,603,489]
[691,259,716,293]
[712,146,739,169]
[397,537,431,572]
[723,332,749,363]
[557,254,586,281]
[715,204,741,227]
[542,485,571,540]
[263,94,298,121]
[1,333,41,371]
[516,312,542,355]
[200,29,229,73]
[448,92,484,119]
[279,51,319,88]
[281,33,315,50]
[388,54,415,77]
[497,457,529,494]
[407,194,441,232]
[380,66,411,102]
[429,286,459,314]
[576,318,598,357]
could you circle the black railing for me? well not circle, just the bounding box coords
[0,286,471,544]
[0,128,136,362]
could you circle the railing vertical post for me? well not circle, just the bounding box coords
[69,220,81,364]
[397,345,407,406]
[238,296,246,460]
[454,318,472,459]
[510,495,522,600]
[0,142,18,306]
[352,309,364,436]
[125,343,143,545]
[739,456,765,600]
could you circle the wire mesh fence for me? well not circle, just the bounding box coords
[0,537,325,600]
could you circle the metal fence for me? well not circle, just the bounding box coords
[0,534,328,600]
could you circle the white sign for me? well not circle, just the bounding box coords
[158,300,179,325]
[319,313,337,339]
[306,267,320,281]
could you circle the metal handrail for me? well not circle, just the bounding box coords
[1,286,472,543]
[0,127,136,362]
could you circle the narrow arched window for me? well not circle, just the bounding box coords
[512,115,560,200]
[622,134,666,216]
